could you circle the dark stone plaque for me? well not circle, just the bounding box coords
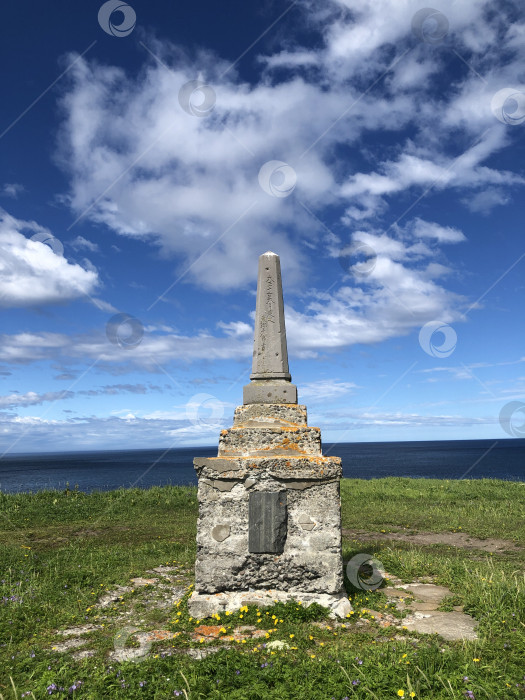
[248,490,287,553]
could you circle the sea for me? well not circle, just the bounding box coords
[0,438,523,494]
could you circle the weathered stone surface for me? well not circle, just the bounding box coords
[194,457,243,473]
[218,426,321,456]
[192,251,345,614]
[195,455,342,481]
[211,524,230,542]
[249,251,291,381]
[243,380,298,405]
[248,491,287,553]
[401,611,478,641]
[188,589,352,619]
[234,403,307,427]
[397,584,450,603]
[201,478,240,492]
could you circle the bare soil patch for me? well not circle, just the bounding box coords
[342,528,523,552]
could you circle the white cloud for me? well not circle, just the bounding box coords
[54,1,524,293]
[0,390,74,408]
[300,379,358,400]
[70,235,99,252]
[411,218,466,243]
[462,188,510,215]
[1,183,24,198]
[0,208,99,308]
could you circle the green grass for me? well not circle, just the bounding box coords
[1,478,524,699]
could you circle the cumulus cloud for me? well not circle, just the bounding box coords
[54,0,524,295]
[0,207,99,308]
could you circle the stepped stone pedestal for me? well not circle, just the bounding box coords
[188,252,351,619]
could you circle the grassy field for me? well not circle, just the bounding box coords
[0,478,524,699]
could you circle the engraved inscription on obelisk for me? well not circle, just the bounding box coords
[243,251,297,404]
[248,491,287,553]
[250,252,290,380]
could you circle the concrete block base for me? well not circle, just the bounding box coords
[243,380,297,405]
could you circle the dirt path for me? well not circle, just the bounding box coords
[342,528,523,553]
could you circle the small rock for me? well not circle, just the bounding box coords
[51,638,88,653]
[58,624,102,637]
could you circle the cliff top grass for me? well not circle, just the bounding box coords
[1,478,524,699]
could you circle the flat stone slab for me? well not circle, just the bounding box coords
[234,403,307,427]
[188,589,352,619]
[401,610,478,641]
[383,588,414,600]
[218,426,321,457]
[195,455,342,480]
[131,577,159,586]
[57,624,103,637]
[51,638,89,653]
[97,585,133,608]
[397,584,450,603]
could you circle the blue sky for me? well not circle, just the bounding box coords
[0,0,524,453]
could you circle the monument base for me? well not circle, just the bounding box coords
[187,589,352,620]
[243,380,298,405]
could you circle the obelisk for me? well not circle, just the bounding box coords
[243,252,297,404]
[189,252,351,619]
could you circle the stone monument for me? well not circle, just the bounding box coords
[188,252,351,618]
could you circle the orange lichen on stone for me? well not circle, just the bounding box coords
[144,630,179,642]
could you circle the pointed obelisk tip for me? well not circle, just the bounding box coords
[243,252,298,405]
